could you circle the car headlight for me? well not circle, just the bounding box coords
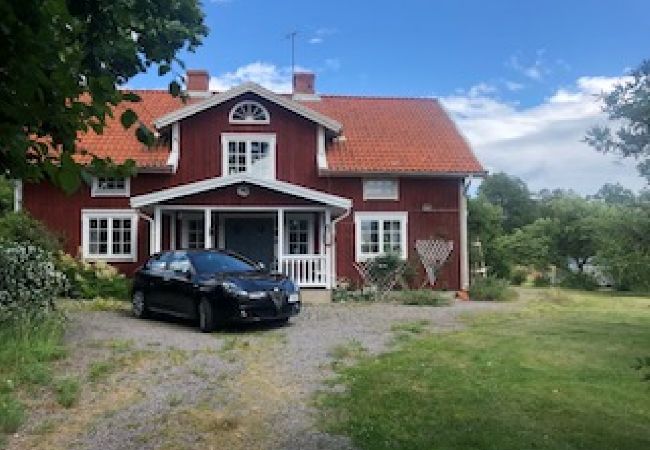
[288,292,300,303]
[222,281,248,298]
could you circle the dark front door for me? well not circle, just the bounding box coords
[224,217,275,269]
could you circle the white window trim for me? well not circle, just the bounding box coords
[228,100,270,124]
[284,213,315,255]
[354,211,408,262]
[363,179,399,201]
[91,176,131,197]
[221,133,276,179]
[181,213,207,249]
[81,209,138,262]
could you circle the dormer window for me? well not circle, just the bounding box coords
[229,100,270,124]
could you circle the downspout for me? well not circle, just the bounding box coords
[328,205,352,289]
[137,210,156,256]
[460,177,472,291]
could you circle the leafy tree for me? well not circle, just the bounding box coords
[468,198,510,278]
[590,183,637,205]
[0,0,208,192]
[595,204,650,292]
[478,172,538,232]
[497,218,557,270]
[585,60,650,182]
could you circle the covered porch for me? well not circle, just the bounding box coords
[131,174,352,289]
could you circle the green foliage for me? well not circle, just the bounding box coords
[594,205,650,292]
[585,60,650,181]
[0,212,63,252]
[0,241,67,323]
[590,182,637,205]
[478,172,538,232]
[332,289,375,303]
[54,376,80,408]
[496,218,557,270]
[0,0,208,191]
[366,253,417,287]
[56,253,131,300]
[509,268,528,286]
[0,176,13,215]
[0,389,24,434]
[469,277,516,301]
[468,197,511,278]
[559,272,599,291]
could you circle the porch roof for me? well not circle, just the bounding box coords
[130,174,352,210]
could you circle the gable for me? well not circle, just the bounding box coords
[154,82,342,133]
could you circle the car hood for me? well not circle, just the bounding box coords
[202,272,293,292]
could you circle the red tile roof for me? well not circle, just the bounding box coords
[75,89,484,174]
[305,96,484,174]
[74,90,186,168]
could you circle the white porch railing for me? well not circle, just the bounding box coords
[281,254,328,288]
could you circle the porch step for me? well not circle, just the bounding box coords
[300,288,332,304]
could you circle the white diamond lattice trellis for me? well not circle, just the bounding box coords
[416,239,454,287]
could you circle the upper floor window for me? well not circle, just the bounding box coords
[221,133,276,179]
[363,179,399,201]
[91,176,130,197]
[229,100,270,124]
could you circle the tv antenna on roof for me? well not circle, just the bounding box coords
[286,31,298,89]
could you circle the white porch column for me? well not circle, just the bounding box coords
[170,212,177,250]
[204,208,212,249]
[153,206,162,254]
[459,179,469,290]
[277,208,285,274]
[324,208,333,289]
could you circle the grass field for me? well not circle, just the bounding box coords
[318,289,650,450]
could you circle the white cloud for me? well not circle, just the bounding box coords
[209,62,310,93]
[308,27,338,45]
[440,75,646,195]
[309,37,323,44]
[507,49,548,81]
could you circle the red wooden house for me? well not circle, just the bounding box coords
[17,70,485,299]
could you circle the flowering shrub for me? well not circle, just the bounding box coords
[56,253,130,300]
[0,241,67,322]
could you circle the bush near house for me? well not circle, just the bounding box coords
[56,253,131,300]
[0,212,63,253]
[469,277,517,301]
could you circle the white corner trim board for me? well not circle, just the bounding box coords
[13,179,23,212]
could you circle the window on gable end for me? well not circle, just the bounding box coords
[229,100,270,124]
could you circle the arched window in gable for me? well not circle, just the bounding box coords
[229,100,270,124]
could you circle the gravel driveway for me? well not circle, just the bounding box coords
[9,300,509,450]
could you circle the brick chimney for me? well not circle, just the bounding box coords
[186,69,209,92]
[293,72,315,95]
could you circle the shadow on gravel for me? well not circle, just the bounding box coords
[137,311,292,334]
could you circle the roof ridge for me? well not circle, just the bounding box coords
[317,94,439,101]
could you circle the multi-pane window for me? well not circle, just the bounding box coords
[287,217,311,255]
[185,218,205,249]
[83,211,137,260]
[363,179,399,200]
[222,134,275,179]
[229,101,270,124]
[355,212,407,261]
[91,177,130,197]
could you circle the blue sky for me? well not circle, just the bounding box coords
[132,0,650,194]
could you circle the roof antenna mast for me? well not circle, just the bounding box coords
[286,31,298,92]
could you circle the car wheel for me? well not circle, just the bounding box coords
[198,298,216,333]
[132,290,148,319]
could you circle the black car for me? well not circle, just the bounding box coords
[131,250,301,332]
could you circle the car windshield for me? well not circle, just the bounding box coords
[189,252,257,274]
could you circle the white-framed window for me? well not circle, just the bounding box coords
[284,214,314,255]
[181,216,205,249]
[363,179,399,201]
[91,176,130,197]
[354,212,408,261]
[221,133,276,179]
[229,100,270,124]
[82,210,138,261]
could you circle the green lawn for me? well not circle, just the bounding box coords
[318,289,650,450]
